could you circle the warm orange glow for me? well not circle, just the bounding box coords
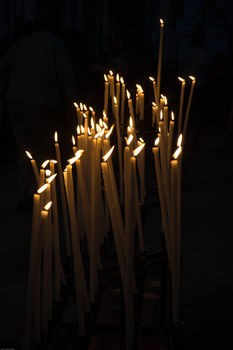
[88,127,91,136]
[189,75,196,81]
[89,106,94,112]
[178,77,185,82]
[41,160,49,169]
[83,113,87,119]
[132,143,145,157]
[99,118,103,127]
[75,150,84,160]
[171,111,175,121]
[103,121,108,129]
[160,110,163,121]
[139,137,144,143]
[44,201,52,211]
[94,131,101,139]
[136,84,143,93]
[37,183,48,194]
[83,104,87,111]
[116,73,119,82]
[154,136,160,147]
[172,147,182,160]
[127,126,131,133]
[161,94,165,100]
[164,96,168,105]
[158,127,161,133]
[126,90,130,99]
[129,116,133,128]
[126,134,133,146]
[25,151,32,160]
[103,110,106,118]
[152,102,156,107]
[177,134,183,147]
[74,102,79,108]
[47,173,57,183]
[54,131,58,142]
[102,145,115,162]
[72,135,76,146]
[120,77,124,84]
[109,70,113,76]
[80,102,83,110]
[100,128,105,137]
[91,118,94,129]
[105,124,114,139]
[68,155,78,165]
[149,76,155,81]
[160,18,164,26]
[96,124,101,133]
[104,74,108,82]
[77,125,80,135]
[50,159,57,164]
[114,96,117,104]
[81,125,85,134]
[45,169,52,177]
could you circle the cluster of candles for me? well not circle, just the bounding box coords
[22,19,195,350]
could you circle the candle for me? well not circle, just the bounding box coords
[149,76,159,105]
[54,131,71,257]
[178,77,186,136]
[74,102,80,124]
[126,90,137,146]
[104,74,109,115]
[116,73,120,105]
[113,96,123,203]
[183,76,196,144]
[167,111,175,164]
[157,19,164,99]
[72,135,78,155]
[25,151,40,187]
[137,138,146,205]
[120,77,125,126]
[163,96,168,134]
[77,125,81,149]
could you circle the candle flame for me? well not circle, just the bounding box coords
[126,90,130,99]
[54,131,58,142]
[74,102,79,108]
[109,70,113,76]
[114,96,117,104]
[41,160,49,169]
[75,150,84,160]
[160,18,164,25]
[171,111,175,121]
[89,106,94,112]
[132,143,145,156]
[83,113,87,119]
[81,125,85,134]
[129,116,133,128]
[80,102,83,110]
[91,118,94,129]
[103,145,115,162]
[44,201,52,211]
[139,137,144,143]
[45,169,52,177]
[88,127,91,136]
[104,74,108,82]
[96,124,101,132]
[160,94,165,99]
[50,159,57,164]
[136,84,143,93]
[172,147,182,160]
[116,73,119,82]
[152,102,156,107]
[37,183,48,194]
[178,77,185,82]
[25,150,32,160]
[127,126,131,133]
[100,128,105,137]
[72,135,76,146]
[154,136,160,146]
[189,75,196,81]
[103,121,108,129]
[95,129,104,139]
[99,118,103,127]
[77,125,80,135]
[177,134,183,147]
[83,104,87,111]
[158,127,161,133]
[120,77,124,84]
[68,155,78,165]
[160,110,163,121]
[47,173,57,183]
[149,76,155,81]
[105,124,114,139]
[126,134,133,145]
[164,96,168,105]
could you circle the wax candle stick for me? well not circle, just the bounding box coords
[157,19,164,99]
[77,125,81,149]
[113,97,123,204]
[149,76,159,105]
[178,77,186,136]
[183,76,196,144]
[163,96,168,134]
[120,77,125,126]
[167,111,175,164]
[54,131,71,257]
[72,135,78,155]
[126,90,137,147]
[104,74,109,115]
[116,73,120,105]
[137,138,146,205]
[74,102,80,124]
[25,151,40,187]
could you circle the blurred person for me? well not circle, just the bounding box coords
[0,6,77,209]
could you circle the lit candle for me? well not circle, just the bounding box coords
[72,135,77,155]
[157,19,164,99]
[120,77,125,126]
[149,76,159,105]
[126,90,137,145]
[137,138,146,205]
[178,77,186,136]
[116,73,120,105]
[25,151,40,187]
[104,74,109,115]
[54,131,71,257]
[183,76,196,144]
[74,102,80,124]
[163,96,168,134]
[167,111,175,164]
[114,96,123,203]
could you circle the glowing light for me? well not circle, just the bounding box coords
[103,121,108,129]
[139,137,144,143]
[68,155,78,165]
[178,77,185,82]
[83,113,87,119]
[149,76,155,81]
[120,77,124,84]
[77,125,80,135]
[105,124,114,139]
[80,102,83,110]
[154,136,160,147]
[126,134,133,146]
[160,110,163,121]
[164,96,168,105]
[99,118,103,127]
[47,173,57,183]
[37,183,48,194]
[171,111,175,121]
[54,131,58,142]
[116,73,119,82]
[189,75,196,81]
[50,159,57,164]
[132,143,145,157]
[72,135,76,146]
[109,70,113,76]
[91,118,94,129]
[41,160,49,169]
[81,125,85,134]
[89,106,94,112]
[104,74,108,82]
[83,104,87,111]
[88,127,91,136]
[74,102,78,108]
[126,90,130,99]
[114,96,117,104]
[102,145,115,162]
[161,94,165,99]
[75,150,84,160]
[172,147,182,160]
[103,110,106,118]
[160,18,164,26]
[152,102,156,107]
[129,116,133,128]
[44,201,52,211]
[45,169,52,177]
[96,124,101,132]
[25,151,32,159]
[177,134,183,147]
[136,84,143,93]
